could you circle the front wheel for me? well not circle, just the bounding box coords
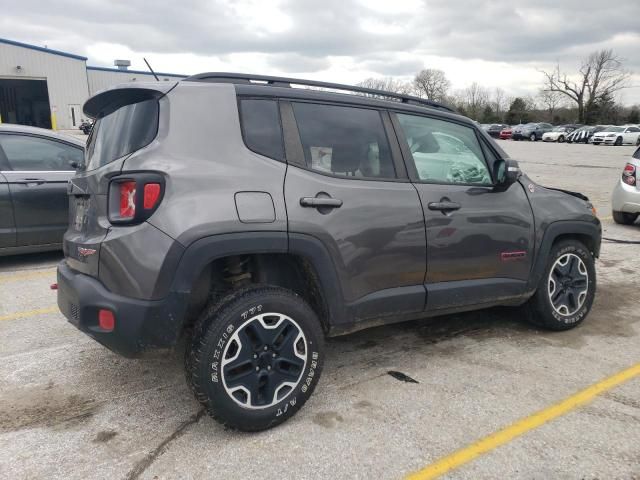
[524,240,596,330]
[614,136,622,146]
[186,285,325,431]
[558,135,565,143]
[530,133,537,142]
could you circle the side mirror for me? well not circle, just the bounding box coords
[494,159,521,190]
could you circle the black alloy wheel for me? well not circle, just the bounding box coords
[221,312,307,409]
[547,253,589,317]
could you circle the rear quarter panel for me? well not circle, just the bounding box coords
[123,82,288,246]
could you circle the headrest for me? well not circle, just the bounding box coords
[331,143,365,173]
[411,132,440,154]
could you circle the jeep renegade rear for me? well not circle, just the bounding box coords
[58,73,601,431]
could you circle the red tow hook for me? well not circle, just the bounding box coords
[50,283,58,290]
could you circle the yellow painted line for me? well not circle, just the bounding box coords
[406,362,640,480]
[0,305,58,322]
[0,269,56,283]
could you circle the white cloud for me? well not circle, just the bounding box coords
[2,0,639,104]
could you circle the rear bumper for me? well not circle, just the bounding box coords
[57,261,189,357]
[612,180,640,213]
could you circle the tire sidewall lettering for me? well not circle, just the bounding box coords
[548,245,594,325]
[208,300,322,421]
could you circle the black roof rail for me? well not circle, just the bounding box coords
[184,72,455,113]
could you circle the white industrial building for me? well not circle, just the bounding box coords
[0,37,186,130]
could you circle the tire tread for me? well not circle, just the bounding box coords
[185,284,322,431]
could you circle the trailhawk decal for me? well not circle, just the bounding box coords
[500,251,527,261]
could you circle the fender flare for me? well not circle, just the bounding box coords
[164,231,348,326]
[528,220,602,290]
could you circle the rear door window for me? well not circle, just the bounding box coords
[86,98,159,171]
[291,102,395,179]
[0,134,82,171]
[239,99,284,161]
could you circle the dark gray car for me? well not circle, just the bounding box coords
[0,124,84,256]
[512,122,553,141]
[57,74,601,432]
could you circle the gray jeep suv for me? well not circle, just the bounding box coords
[57,73,601,431]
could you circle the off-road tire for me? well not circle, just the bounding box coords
[186,285,324,431]
[612,211,638,225]
[524,240,596,331]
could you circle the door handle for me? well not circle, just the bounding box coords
[428,201,461,211]
[17,178,46,186]
[300,197,343,208]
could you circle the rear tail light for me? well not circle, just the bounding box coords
[119,181,137,219]
[622,163,636,186]
[108,173,164,224]
[143,183,161,209]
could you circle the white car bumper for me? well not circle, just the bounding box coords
[612,179,640,213]
[591,136,616,145]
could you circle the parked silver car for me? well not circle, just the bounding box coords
[0,124,84,255]
[611,146,640,224]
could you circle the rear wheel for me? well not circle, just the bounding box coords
[530,133,537,142]
[524,240,595,331]
[558,135,565,143]
[186,285,324,431]
[612,211,639,225]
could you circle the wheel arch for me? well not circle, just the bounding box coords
[165,232,346,337]
[528,220,601,291]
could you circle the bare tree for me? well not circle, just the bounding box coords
[492,87,507,121]
[413,69,451,102]
[462,82,490,120]
[356,77,413,97]
[537,89,563,121]
[541,49,630,123]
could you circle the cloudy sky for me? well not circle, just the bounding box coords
[3,0,640,104]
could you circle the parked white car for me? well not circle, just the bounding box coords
[591,125,640,146]
[611,146,640,224]
[542,125,577,143]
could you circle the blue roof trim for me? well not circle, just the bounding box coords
[86,66,187,77]
[0,37,87,61]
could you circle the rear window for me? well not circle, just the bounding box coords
[85,98,159,171]
[239,99,284,161]
[291,102,396,179]
[0,134,83,171]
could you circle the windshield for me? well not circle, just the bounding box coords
[603,126,624,133]
[85,98,159,171]
[552,126,566,132]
